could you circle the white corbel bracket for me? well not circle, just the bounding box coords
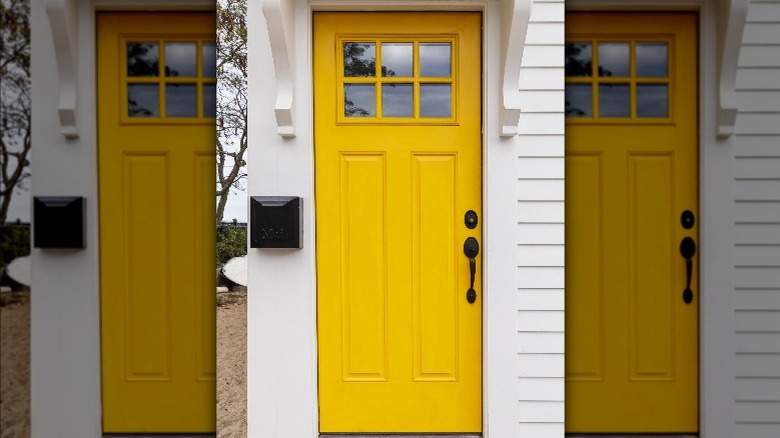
[45,0,78,139]
[717,0,748,138]
[263,0,296,137]
[500,0,531,137]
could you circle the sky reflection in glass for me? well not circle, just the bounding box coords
[382,43,413,77]
[420,84,451,118]
[599,84,629,117]
[128,84,159,117]
[598,43,629,77]
[565,84,592,117]
[165,43,197,77]
[382,84,413,117]
[420,43,451,77]
[637,85,668,117]
[636,43,668,77]
[166,84,197,117]
[344,84,375,117]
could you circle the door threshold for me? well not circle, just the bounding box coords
[566,435,697,437]
[320,435,481,438]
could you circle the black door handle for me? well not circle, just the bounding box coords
[463,237,479,303]
[680,237,696,304]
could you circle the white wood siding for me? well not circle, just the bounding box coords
[516,0,565,434]
[733,1,780,436]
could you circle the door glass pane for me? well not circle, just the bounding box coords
[599,84,629,117]
[344,42,376,77]
[344,84,375,117]
[202,42,217,77]
[166,84,197,117]
[165,42,197,77]
[203,83,217,118]
[420,43,451,77]
[565,42,592,77]
[420,84,451,118]
[128,84,159,117]
[637,84,668,117]
[381,43,413,77]
[636,43,668,77]
[565,84,592,117]
[382,84,413,117]
[598,43,629,77]
[127,42,159,77]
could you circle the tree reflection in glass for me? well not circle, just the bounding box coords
[343,42,397,117]
[127,42,159,76]
[565,42,592,77]
[128,84,158,117]
[565,84,592,117]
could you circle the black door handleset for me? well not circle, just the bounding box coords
[462,210,480,304]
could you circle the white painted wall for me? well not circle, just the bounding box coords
[30,0,102,436]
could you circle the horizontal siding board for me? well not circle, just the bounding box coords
[519,68,565,90]
[517,267,565,288]
[735,201,780,223]
[517,422,565,438]
[517,289,565,310]
[735,266,780,289]
[517,377,564,401]
[518,90,564,112]
[517,310,564,332]
[735,310,780,332]
[735,401,780,423]
[518,113,565,135]
[742,23,780,44]
[737,91,780,110]
[735,289,780,310]
[735,332,780,353]
[529,1,564,22]
[525,23,564,45]
[734,135,780,156]
[517,135,565,157]
[522,45,565,67]
[736,158,780,178]
[739,46,780,67]
[734,423,780,438]
[736,353,780,377]
[737,114,780,135]
[735,180,780,201]
[518,179,565,201]
[736,68,780,90]
[735,245,780,266]
[518,353,564,377]
[736,377,780,401]
[517,223,565,244]
[735,223,780,243]
[747,2,780,22]
[517,244,565,266]
[518,201,565,223]
[518,157,565,179]
[517,332,565,353]
[517,401,565,422]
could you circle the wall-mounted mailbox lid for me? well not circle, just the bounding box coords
[33,196,86,248]
[250,196,302,248]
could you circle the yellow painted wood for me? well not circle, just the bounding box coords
[565,12,699,433]
[314,12,482,432]
[97,12,215,433]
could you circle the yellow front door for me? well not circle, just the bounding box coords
[97,12,216,433]
[314,12,482,433]
[565,13,699,433]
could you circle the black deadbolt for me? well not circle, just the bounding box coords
[681,210,695,230]
[464,210,478,229]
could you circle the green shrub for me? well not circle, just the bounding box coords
[216,224,247,266]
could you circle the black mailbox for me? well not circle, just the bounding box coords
[250,196,302,248]
[33,196,86,248]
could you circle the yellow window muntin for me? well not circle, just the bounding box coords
[120,34,216,124]
[336,35,459,125]
[565,34,676,124]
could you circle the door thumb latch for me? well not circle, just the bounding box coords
[463,237,479,303]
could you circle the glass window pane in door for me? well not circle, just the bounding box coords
[165,42,197,77]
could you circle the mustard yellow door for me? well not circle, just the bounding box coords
[314,12,482,433]
[98,12,216,433]
[565,13,699,433]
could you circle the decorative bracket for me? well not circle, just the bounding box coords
[500,0,532,137]
[44,0,79,138]
[717,0,749,138]
[263,0,296,137]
